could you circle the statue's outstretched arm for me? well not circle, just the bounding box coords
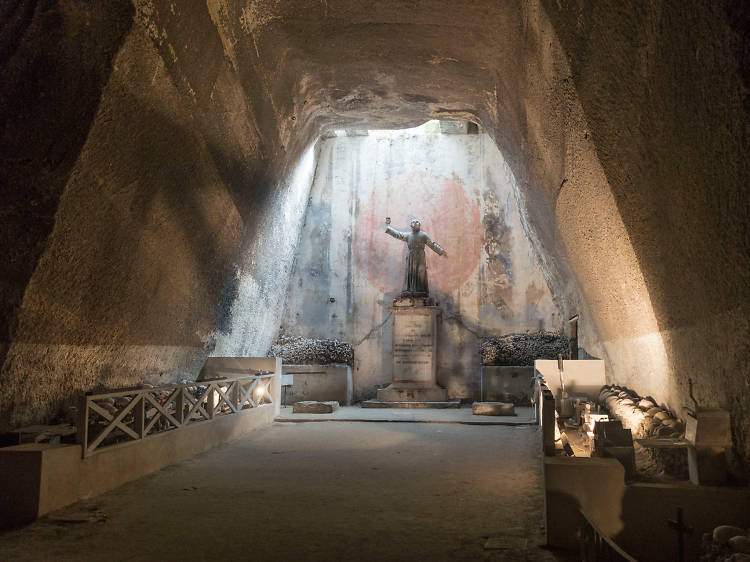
[425,235,448,257]
[385,225,408,241]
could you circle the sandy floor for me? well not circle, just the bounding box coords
[0,422,570,561]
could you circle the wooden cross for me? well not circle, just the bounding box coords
[668,507,694,562]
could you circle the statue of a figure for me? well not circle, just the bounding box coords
[385,217,448,297]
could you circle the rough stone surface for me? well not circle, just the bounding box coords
[268,335,354,366]
[0,1,314,430]
[472,402,516,417]
[0,0,747,468]
[292,401,338,414]
[480,332,569,366]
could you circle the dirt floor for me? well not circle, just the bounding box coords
[0,422,572,561]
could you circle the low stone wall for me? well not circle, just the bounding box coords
[544,456,750,558]
[534,359,606,406]
[0,357,281,529]
[281,364,352,406]
[544,456,626,550]
[619,483,750,561]
[481,366,534,404]
[0,405,275,529]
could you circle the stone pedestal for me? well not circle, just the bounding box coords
[376,301,447,403]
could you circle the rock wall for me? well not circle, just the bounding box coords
[280,128,562,400]
[538,0,750,457]
[1,1,747,459]
[0,1,314,429]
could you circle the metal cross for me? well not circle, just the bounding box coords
[668,507,694,562]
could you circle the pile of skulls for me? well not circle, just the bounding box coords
[268,334,354,366]
[701,525,750,561]
[480,331,569,366]
[598,385,684,440]
[599,384,688,478]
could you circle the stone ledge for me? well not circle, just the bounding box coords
[377,383,448,402]
[362,399,461,409]
[0,405,275,529]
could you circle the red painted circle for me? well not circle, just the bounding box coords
[353,171,482,295]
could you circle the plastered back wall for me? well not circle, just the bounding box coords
[281,129,561,400]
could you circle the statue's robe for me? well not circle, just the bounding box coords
[385,226,446,296]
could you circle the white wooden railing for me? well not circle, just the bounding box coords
[79,374,274,457]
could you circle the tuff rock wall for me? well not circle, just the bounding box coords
[1,1,747,459]
[0,1,316,428]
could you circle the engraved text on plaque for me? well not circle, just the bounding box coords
[392,310,436,384]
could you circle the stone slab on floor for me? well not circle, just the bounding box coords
[376,384,448,403]
[292,401,339,414]
[472,402,516,416]
[362,399,460,409]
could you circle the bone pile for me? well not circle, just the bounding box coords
[599,384,688,478]
[598,385,684,440]
[268,335,354,365]
[480,330,568,366]
[701,525,750,561]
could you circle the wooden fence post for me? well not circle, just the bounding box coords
[134,394,145,439]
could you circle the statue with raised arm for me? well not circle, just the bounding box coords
[385,217,448,297]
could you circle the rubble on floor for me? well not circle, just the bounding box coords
[480,331,568,366]
[268,334,354,365]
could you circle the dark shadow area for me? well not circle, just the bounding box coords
[614,483,750,562]
[6,86,278,349]
[0,1,134,371]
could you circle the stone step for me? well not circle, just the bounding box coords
[361,399,461,409]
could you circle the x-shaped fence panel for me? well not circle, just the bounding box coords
[80,374,275,457]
